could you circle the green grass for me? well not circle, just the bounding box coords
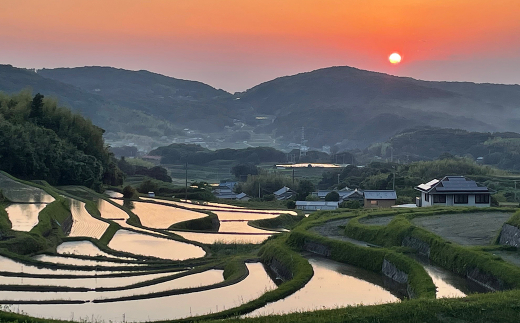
[168,211,219,232]
[249,214,305,231]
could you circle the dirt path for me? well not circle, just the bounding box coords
[412,212,512,246]
[310,219,373,247]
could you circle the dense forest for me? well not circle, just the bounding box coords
[362,127,520,171]
[149,144,287,165]
[0,91,123,189]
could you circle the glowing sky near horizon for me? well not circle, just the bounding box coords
[1,0,519,92]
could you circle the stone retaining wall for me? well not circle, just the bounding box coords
[466,267,504,291]
[402,236,430,257]
[303,240,331,257]
[498,223,520,247]
[268,257,293,282]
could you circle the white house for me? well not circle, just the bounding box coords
[415,176,492,207]
[295,201,339,211]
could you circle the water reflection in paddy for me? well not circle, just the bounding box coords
[0,256,115,276]
[33,255,144,268]
[96,199,128,221]
[0,270,223,302]
[0,173,55,203]
[12,263,275,322]
[123,201,207,229]
[108,230,206,260]
[412,255,486,297]
[68,199,109,239]
[171,231,273,244]
[57,241,125,259]
[6,204,46,231]
[0,272,174,289]
[247,257,399,317]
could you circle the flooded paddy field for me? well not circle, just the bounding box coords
[68,200,109,239]
[247,256,399,317]
[412,212,512,246]
[5,203,47,231]
[0,173,54,203]
[0,269,224,302]
[108,230,206,260]
[123,201,207,229]
[96,199,129,221]
[0,256,118,276]
[8,263,275,322]
[171,230,272,244]
[0,272,176,289]
[57,241,124,258]
[33,255,145,268]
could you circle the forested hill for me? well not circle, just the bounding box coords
[236,66,520,148]
[38,66,246,132]
[149,144,286,165]
[365,127,520,171]
[0,92,123,189]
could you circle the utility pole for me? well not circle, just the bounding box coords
[185,162,188,201]
[337,173,340,187]
[392,172,396,191]
[292,168,295,185]
[258,182,261,198]
[515,180,517,202]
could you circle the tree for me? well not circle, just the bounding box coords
[297,179,315,200]
[122,185,137,198]
[29,93,44,120]
[324,191,340,201]
[231,163,258,180]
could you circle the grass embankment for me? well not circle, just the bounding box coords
[168,211,220,232]
[249,214,305,231]
[505,209,520,228]
[0,202,12,232]
[345,208,520,290]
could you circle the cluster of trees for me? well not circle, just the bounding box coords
[235,173,315,201]
[117,157,172,182]
[150,144,287,165]
[319,158,503,204]
[0,92,123,189]
[363,127,520,171]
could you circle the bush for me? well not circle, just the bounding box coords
[324,191,340,201]
[340,200,361,209]
[287,200,296,209]
[137,180,159,194]
[122,185,137,198]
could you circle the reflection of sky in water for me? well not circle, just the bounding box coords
[57,240,118,258]
[13,263,275,322]
[247,257,399,317]
[6,203,46,231]
[0,174,54,203]
[68,199,109,239]
[0,255,116,276]
[108,230,206,260]
[124,201,206,229]
[171,230,273,244]
[96,199,128,220]
[0,269,223,302]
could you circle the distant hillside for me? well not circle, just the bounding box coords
[3,64,520,151]
[237,66,520,148]
[364,127,520,171]
[0,65,181,138]
[38,67,245,132]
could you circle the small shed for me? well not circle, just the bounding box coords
[148,191,155,198]
[364,190,397,208]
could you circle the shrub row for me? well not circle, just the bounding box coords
[169,211,220,232]
[249,214,305,231]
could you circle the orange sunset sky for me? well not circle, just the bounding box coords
[1,0,519,91]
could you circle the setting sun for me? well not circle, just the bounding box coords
[389,53,402,64]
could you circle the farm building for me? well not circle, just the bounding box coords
[273,186,297,200]
[364,190,397,208]
[415,176,492,207]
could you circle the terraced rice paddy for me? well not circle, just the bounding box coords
[247,257,399,316]
[96,199,129,221]
[412,212,512,246]
[8,263,275,322]
[68,200,109,239]
[0,256,116,276]
[57,241,123,258]
[108,230,206,260]
[0,270,224,302]
[33,255,145,267]
[171,230,273,244]
[5,203,46,231]
[122,201,207,229]
[0,173,54,203]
